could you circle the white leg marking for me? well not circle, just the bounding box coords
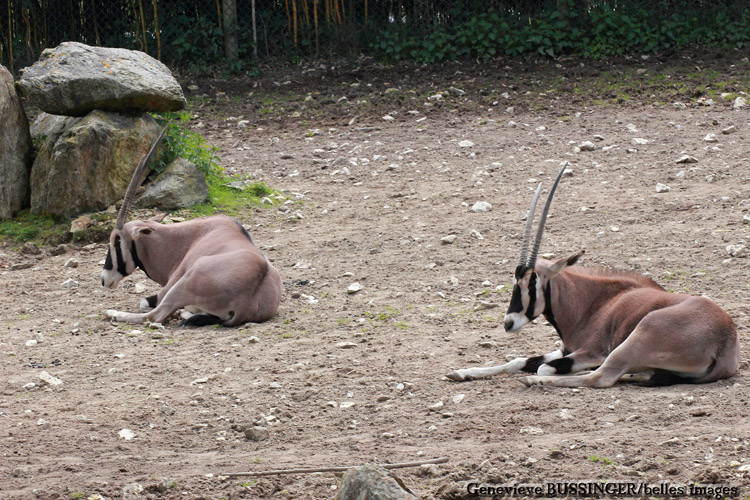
[139,298,153,312]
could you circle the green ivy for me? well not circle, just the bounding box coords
[151,112,223,181]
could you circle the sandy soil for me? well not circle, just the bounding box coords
[2,54,750,499]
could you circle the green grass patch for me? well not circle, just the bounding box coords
[0,211,63,243]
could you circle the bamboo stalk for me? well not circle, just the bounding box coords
[251,0,257,59]
[216,0,222,29]
[221,457,449,478]
[152,0,160,60]
[137,0,148,52]
[313,0,319,56]
[284,0,290,32]
[292,0,298,48]
[7,0,13,73]
[90,0,101,45]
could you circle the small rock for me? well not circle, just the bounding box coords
[347,282,363,294]
[429,400,444,411]
[337,342,358,349]
[458,140,474,148]
[471,201,492,213]
[122,483,144,499]
[10,262,33,271]
[673,102,687,109]
[61,278,79,288]
[675,155,698,164]
[25,339,38,347]
[722,125,737,134]
[134,283,147,293]
[245,426,269,441]
[734,96,747,109]
[478,341,496,348]
[382,115,395,121]
[159,405,176,416]
[702,133,718,143]
[449,87,465,96]
[655,183,671,193]
[63,258,79,268]
[279,152,295,159]
[519,426,544,435]
[743,214,750,224]
[38,371,63,386]
[269,381,283,389]
[70,215,94,233]
[119,428,136,440]
[428,94,443,101]
[441,235,457,244]
[631,138,649,145]
[471,230,484,240]
[48,244,69,256]
[726,244,746,258]
[452,394,465,404]
[577,141,596,152]
[21,242,41,255]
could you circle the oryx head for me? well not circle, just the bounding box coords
[504,163,582,332]
[101,125,169,288]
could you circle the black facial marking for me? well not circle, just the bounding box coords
[522,355,547,373]
[114,235,128,277]
[547,357,574,374]
[103,248,113,270]
[524,273,537,321]
[507,284,524,314]
[514,265,530,280]
[543,284,562,339]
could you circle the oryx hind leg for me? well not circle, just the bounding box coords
[446,349,564,381]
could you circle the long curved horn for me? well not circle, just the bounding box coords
[518,183,542,267]
[115,123,170,229]
[527,162,569,269]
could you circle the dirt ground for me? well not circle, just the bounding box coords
[2,52,750,499]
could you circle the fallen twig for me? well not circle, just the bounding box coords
[221,456,448,477]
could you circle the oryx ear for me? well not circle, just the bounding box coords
[548,250,585,276]
[149,212,169,223]
[129,224,154,240]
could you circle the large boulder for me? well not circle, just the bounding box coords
[335,465,417,500]
[16,42,186,116]
[135,157,208,210]
[0,64,32,219]
[30,110,162,218]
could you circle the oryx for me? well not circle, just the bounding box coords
[447,165,739,387]
[101,125,282,326]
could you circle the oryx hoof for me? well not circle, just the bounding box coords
[519,375,543,387]
[103,309,121,321]
[446,370,475,382]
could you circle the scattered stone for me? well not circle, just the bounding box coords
[347,282,363,294]
[382,115,395,121]
[159,405,176,416]
[64,258,80,268]
[428,93,443,101]
[269,381,283,389]
[675,155,698,164]
[702,133,718,143]
[458,140,474,148]
[631,138,649,145]
[335,464,417,500]
[62,278,79,288]
[577,141,596,152]
[474,302,498,311]
[734,96,747,109]
[697,97,714,106]
[10,262,33,271]
[134,283,147,294]
[726,244,746,258]
[655,183,671,193]
[520,426,544,435]
[48,244,69,256]
[471,230,484,240]
[337,342,358,349]
[119,428,136,440]
[441,235,457,244]
[25,339,38,347]
[673,102,687,109]
[429,400,444,411]
[722,125,737,134]
[21,242,41,255]
[244,426,270,441]
[478,341,496,348]
[471,201,492,213]
[122,482,144,500]
[743,214,750,224]
[70,215,95,233]
[449,87,465,96]
[452,394,465,404]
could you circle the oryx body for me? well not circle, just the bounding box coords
[447,165,739,388]
[101,125,281,326]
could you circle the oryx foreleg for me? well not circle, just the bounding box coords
[446,348,564,381]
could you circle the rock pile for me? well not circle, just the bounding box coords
[1,41,206,219]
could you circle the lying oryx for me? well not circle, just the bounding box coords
[101,126,282,326]
[447,165,739,388]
